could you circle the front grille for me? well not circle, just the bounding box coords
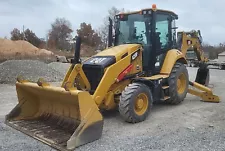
[82,64,104,94]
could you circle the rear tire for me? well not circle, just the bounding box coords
[167,62,189,105]
[119,83,153,123]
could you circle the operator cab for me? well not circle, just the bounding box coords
[113,4,178,75]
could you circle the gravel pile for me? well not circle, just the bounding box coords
[0,60,64,84]
[47,57,91,74]
[48,62,70,74]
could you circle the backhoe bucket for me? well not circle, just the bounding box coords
[195,67,209,86]
[5,81,103,151]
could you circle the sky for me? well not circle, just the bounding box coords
[0,0,224,45]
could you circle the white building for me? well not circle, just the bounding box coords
[218,51,225,62]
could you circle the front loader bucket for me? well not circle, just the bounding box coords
[5,81,103,151]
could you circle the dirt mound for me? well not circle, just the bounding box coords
[0,60,64,84]
[0,38,55,62]
[80,44,97,57]
[0,38,37,55]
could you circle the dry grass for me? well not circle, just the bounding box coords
[0,52,56,63]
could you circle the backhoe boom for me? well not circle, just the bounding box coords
[177,30,208,63]
[177,30,219,102]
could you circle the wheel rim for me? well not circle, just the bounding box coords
[177,73,187,94]
[134,93,148,116]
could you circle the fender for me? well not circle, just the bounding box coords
[160,49,187,74]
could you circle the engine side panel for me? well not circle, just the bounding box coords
[81,45,143,95]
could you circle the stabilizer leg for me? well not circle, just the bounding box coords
[188,81,220,103]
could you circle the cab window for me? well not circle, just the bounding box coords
[155,14,169,50]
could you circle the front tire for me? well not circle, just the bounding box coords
[119,83,153,123]
[167,62,189,105]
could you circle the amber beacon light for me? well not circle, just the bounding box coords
[152,4,157,10]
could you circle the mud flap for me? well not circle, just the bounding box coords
[5,81,103,151]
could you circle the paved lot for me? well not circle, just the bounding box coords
[0,67,225,151]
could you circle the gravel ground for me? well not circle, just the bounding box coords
[0,60,64,84]
[0,66,225,151]
[48,62,70,75]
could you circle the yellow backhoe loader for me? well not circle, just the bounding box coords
[5,4,220,151]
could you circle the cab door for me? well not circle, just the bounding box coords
[152,12,176,74]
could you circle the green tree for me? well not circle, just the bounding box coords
[76,22,102,48]
[10,27,42,48]
[24,29,42,47]
[48,17,73,50]
[98,7,125,49]
[10,28,23,40]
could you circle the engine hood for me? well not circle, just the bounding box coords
[94,44,141,62]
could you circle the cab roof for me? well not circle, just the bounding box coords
[117,8,178,19]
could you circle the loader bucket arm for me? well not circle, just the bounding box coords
[188,81,220,103]
[5,80,103,151]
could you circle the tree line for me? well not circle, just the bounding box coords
[8,6,225,59]
[9,7,124,53]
